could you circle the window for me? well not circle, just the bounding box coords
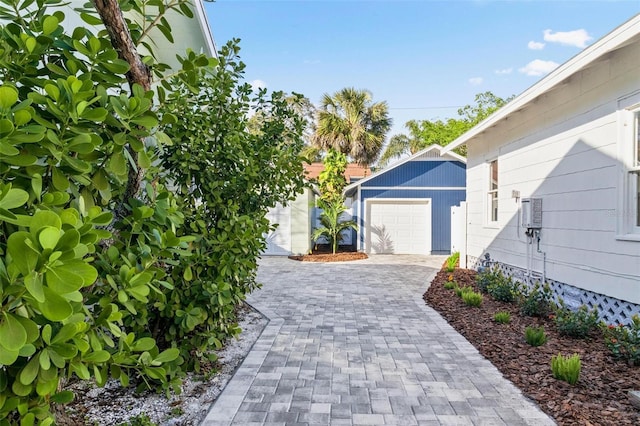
[488,159,499,223]
[632,111,640,229]
[618,105,640,239]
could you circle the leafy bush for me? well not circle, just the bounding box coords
[462,291,483,307]
[524,326,547,346]
[602,315,640,366]
[551,353,581,385]
[476,266,502,293]
[518,282,554,317]
[0,1,307,422]
[494,311,511,324]
[445,252,459,272]
[487,274,519,303]
[554,302,599,339]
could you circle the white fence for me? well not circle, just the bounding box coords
[451,202,467,268]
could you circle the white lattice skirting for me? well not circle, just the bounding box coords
[468,256,640,326]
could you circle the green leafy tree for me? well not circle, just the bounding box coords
[157,41,307,367]
[0,0,189,422]
[378,91,513,166]
[313,87,391,167]
[313,149,356,253]
[0,1,306,424]
[317,149,347,206]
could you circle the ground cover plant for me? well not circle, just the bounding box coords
[425,267,640,425]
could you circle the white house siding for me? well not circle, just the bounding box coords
[465,38,640,306]
[59,1,216,70]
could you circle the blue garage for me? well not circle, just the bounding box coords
[344,145,466,255]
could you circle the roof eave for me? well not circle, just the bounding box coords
[193,0,217,58]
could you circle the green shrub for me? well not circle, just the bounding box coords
[445,252,459,272]
[0,1,307,422]
[443,281,457,290]
[455,286,473,297]
[551,353,581,385]
[518,282,554,317]
[487,274,519,303]
[476,266,502,293]
[554,302,599,339]
[462,291,483,307]
[602,315,640,366]
[494,311,511,324]
[524,326,547,346]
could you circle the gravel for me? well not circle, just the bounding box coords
[62,304,267,425]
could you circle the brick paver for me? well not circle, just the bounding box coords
[203,255,555,426]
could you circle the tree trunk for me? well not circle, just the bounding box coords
[92,0,151,214]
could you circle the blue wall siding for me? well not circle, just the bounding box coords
[354,160,466,254]
[364,160,466,188]
[357,189,466,253]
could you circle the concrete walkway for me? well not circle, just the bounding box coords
[203,256,555,426]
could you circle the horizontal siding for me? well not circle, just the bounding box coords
[465,39,640,304]
[359,189,465,253]
[364,160,466,188]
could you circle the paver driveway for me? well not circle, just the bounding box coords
[203,255,554,426]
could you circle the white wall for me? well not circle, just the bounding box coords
[465,39,640,304]
[59,1,215,72]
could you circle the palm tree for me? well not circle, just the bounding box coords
[313,88,391,167]
[311,200,358,254]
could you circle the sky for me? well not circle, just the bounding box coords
[203,0,640,139]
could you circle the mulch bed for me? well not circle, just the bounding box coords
[288,245,368,262]
[424,267,640,426]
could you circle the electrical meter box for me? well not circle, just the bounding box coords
[521,198,542,228]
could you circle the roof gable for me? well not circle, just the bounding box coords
[344,144,466,195]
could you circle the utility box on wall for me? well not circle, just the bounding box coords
[521,198,542,228]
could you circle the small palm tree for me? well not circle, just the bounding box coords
[312,200,358,254]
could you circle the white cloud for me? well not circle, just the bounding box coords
[468,77,483,86]
[528,41,545,50]
[543,29,593,48]
[250,79,267,90]
[519,59,560,76]
[495,68,513,75]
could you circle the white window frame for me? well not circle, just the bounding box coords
[616,96,640,241]
[486,159,499,225]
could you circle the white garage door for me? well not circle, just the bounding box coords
[263,203,291,255]
[366,199,431,255]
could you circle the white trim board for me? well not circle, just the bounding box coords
[361,186,466,191]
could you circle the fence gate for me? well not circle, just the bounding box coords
[450,202,467,268]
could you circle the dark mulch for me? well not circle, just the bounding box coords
[288,245,368,262]
[288,252,368,262]
[424,268,640,426]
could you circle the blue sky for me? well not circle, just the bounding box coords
[204,1,640,138]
